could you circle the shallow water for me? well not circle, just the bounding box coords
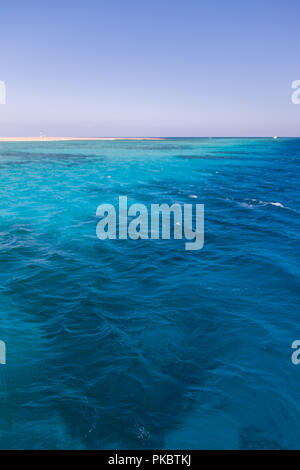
[0,138,299,449]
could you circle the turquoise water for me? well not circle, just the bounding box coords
[0,138,299,449]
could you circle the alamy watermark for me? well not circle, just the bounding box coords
[96,196,204,251]
[0,80,6,104]
[291,340,300,365]
[291,80,300,104]
[0,340,6,365]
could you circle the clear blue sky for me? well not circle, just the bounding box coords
[1,0,299,136]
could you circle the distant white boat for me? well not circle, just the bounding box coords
[273,136,278,139]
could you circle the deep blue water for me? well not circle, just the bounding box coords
[0,138,299,449]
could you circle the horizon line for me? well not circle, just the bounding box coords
[0,136,299,142]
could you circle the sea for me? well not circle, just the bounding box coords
[0,137,299,449]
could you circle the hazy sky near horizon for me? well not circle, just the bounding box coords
[1,0,300,137]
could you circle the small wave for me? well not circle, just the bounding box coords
[258,200,289,209]
[239,199,290,210]
[269,202,285,208]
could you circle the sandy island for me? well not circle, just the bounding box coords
[0,137,164,142]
